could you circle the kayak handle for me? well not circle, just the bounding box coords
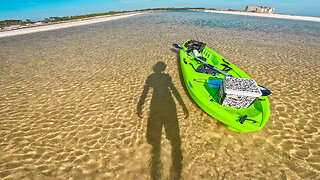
[239,115,258,124]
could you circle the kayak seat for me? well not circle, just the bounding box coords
[185,40,206,53]
[189,63,217,75]
[196,64,217,75]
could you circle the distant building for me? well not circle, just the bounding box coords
[34,22,44,25]
[245,6,275,14]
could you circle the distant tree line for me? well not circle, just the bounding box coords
[0,19,34,28]
[42,11,125,22]
[0,8,216,28]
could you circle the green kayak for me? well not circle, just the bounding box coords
[178,39,270,133]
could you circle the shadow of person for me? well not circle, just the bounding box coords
[137,61,188,180]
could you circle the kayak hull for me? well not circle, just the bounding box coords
[179,40,270,133]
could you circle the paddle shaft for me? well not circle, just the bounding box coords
[179,45,230,76]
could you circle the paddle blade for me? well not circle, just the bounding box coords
[258,85,272,96]
[173,44,183,49]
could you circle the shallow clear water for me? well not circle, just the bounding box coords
[0,11,319,179]
[141,10,320,35]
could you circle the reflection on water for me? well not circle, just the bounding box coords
[137,62,188,179]
[0,11,319,179]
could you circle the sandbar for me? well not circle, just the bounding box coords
[0,12,146,38]
[203,10,320,22]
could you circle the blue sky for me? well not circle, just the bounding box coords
[1,0,320,21]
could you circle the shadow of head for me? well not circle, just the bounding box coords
[153,61,167,73]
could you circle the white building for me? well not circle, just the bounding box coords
[245,6,275,14]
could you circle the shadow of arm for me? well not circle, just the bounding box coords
[170,83,189,119]
[137,83,150,118]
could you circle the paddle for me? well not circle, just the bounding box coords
[173,43,272,96]
[173,44,230,76]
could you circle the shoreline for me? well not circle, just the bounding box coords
[1,9,319,39]
[0,12,148,38]
[203,10,320,22]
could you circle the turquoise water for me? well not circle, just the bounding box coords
[137,10,320,35]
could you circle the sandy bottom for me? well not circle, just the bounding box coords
[0,13,319,179]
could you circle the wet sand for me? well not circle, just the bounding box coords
[0,12,320,179]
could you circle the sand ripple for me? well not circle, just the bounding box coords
[0,11,319,179]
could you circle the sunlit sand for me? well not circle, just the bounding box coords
[0,11,319,179]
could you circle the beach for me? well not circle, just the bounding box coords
[0,10,319,179]
[203,10,320,22]
[0,12,147,38]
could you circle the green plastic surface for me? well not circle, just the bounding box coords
[180,39,270,133]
